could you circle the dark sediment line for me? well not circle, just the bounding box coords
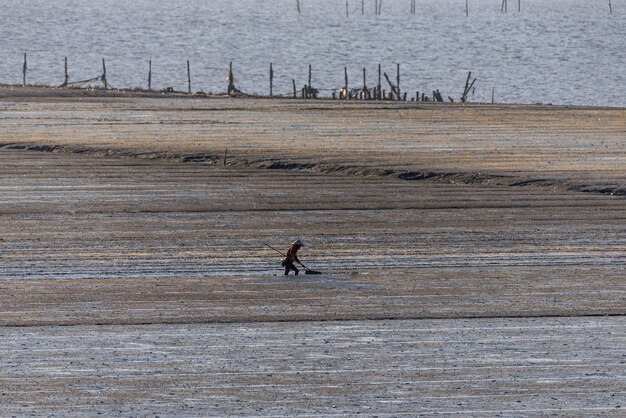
[1,142,624,197]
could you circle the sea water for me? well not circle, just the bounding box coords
[0,0,624,106]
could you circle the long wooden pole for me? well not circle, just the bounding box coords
[148,60,152,91]
[102,58,108,89]
[609,0,613,14]
[466,0,469,16]
[269,62,274,98]
[228,61,234,94]
[344,67,349,99]
[22,53,27,86]
[346,0,349,18]
[396,63,400,101]
[64,57,69,86]
[308,64,312,95]
[377,63,381,100]
[187,60,191,93]
[296,0,300,14]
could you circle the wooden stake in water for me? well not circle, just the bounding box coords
[269,62,274,98]
[148,60,152,91]
[378,0,382,15]
[344,67,349,99]
[64,57,69,87]
[102,58,108,89]
[292,79,296,98]
[518,0,521,12]
[362,67,367,97]
[346,0,349,18]
[396,63,401,101]
[296,0,301,14]
[466,0,469,16]
[22,53,27,86]
[187,60,191,94]
[228,61,235,94]
[492,86,495,104]
[609,0,613,14]
[362,0,364,14]
[308,64,312,95]
[377,63,382,100]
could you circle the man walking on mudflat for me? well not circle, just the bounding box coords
[282,239,303,276]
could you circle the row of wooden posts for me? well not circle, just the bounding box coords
[296,0,616,16]
[19,54,477,103]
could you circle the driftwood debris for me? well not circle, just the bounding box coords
[383,72,400,100]
[461,71,477,103]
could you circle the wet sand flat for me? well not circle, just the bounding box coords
[1,87,624,193]
[0,90,625,415]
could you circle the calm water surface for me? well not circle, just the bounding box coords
[0,0,624,106]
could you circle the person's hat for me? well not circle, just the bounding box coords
[293,239,303,247]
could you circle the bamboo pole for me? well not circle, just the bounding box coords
[228,61,234,94]
[269,62,274,98]
[102,58,108,89]
[296,0,301,14]
[308,64,312,97]
[64,57,69,87]
[396,63,400,101]
[609,0,613,14]
[148,60,152,91]
[22,53,27,86]
[377,63,382,100]
[187,60,191,93]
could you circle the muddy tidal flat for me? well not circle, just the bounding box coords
[0,87,625,416]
